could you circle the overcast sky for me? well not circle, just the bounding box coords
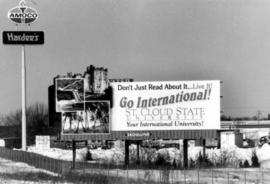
[1,0,270,117]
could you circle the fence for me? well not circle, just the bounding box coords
[73,164,270,184]
[0,147,70,174]
[0,147,269,184]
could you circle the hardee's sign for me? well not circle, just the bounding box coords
[8,0,38,24]
[2,31,44,45]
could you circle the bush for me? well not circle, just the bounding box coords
[251,151,260,167]
[85,151,93,161]
[189,158,196,168]
[195,152,213,168]
[239,161,243,168]
[243,160,250,168]
[215,150,238,168]
[155,154,167,166]
[172,159,177,168]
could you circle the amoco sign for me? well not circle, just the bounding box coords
[8,0,38,24]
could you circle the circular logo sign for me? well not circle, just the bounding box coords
[8,5,38,24]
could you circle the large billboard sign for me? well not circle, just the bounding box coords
[111,80,220,131]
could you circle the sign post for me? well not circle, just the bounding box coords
[22,44,26,150]
[3,0,43,150]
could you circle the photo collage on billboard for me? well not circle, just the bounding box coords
[56,78,111,135]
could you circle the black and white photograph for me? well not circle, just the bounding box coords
[62,111,85,134]
[2,0,270,183]
[85,101,110,134]
[56,78,84,112]
[61,102,110,135]
[84,65,112,101]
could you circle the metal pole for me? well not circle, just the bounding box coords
[136,140,140,165]
[197,169,199,184]
[262,171,264,184]
[244,171,246,184]
[72,140,76,169]
[211,168,214,184]
[184,169,186,184]
[21,45,27,151]
[227,171,229,184]
[183,139,188,168]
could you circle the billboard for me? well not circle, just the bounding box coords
[111,80,220,131]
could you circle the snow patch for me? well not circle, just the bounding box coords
[257,144,270,169]
[27,146,88,162]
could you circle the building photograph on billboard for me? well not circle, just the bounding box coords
[84,66,111,101]
[56,78,84,112]
[111,80,220,131]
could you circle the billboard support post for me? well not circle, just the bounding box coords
[21,45,26,151]
[202,139,206,158]
[136,141,140,165]
[183,139,188,168]
[125,140,130,166]
[72,140,76,169]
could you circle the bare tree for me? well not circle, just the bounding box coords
[1,103,49,145]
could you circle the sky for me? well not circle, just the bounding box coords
[1,0,270,117]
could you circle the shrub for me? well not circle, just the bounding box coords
[196,152,213,168]
[85,150,93,161]
[172,159,177,168]
[189,158,196,168]
[239,161,243,168]
[215,149,238,168]
[155,153,166,166]
[243,160,250,168]
[251,151,260,167]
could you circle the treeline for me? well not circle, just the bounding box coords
[0,103,49,145]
